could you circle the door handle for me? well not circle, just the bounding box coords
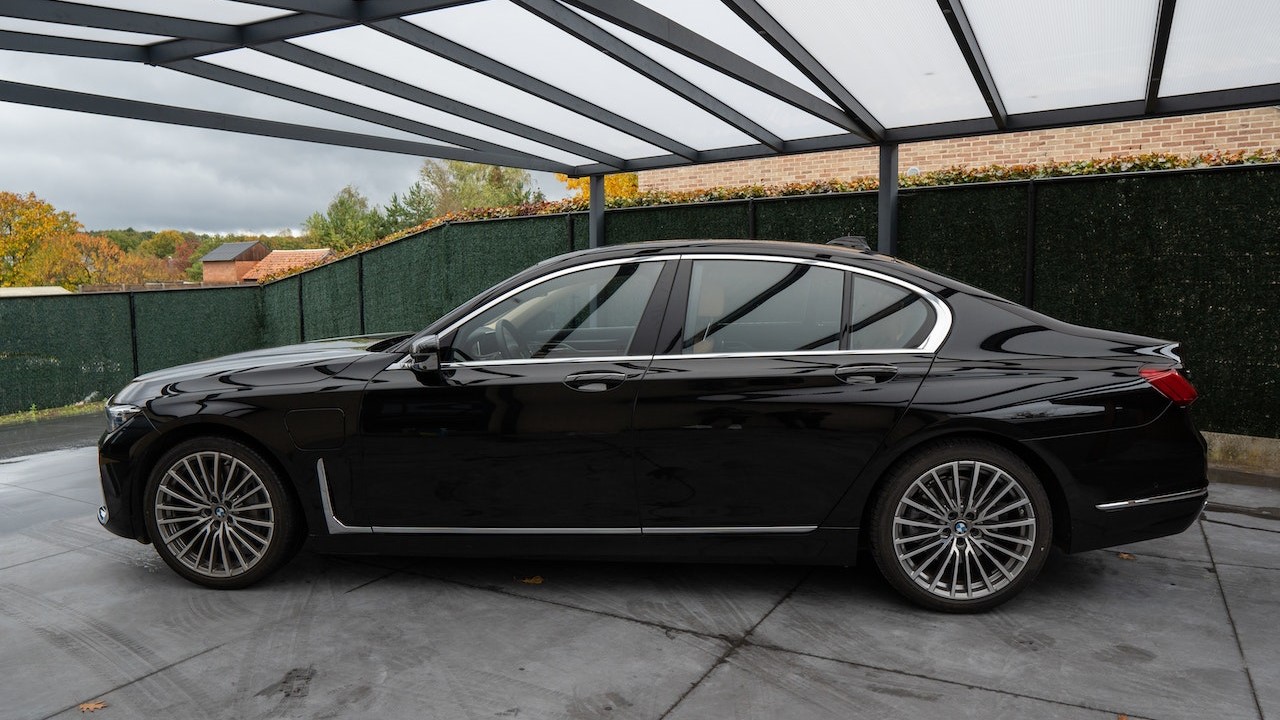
[563,371,628,392]
[834,364,899,385]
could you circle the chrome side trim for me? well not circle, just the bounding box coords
[316,459,373,534]
[1095,488,1209,512]
[643,525,818,535]
[371,526,643,535]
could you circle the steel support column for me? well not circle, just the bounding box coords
[878,144,899,255]
[588,174,605,249]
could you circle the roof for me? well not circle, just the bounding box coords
[242,248,333,281]
[0,286,73,297]
[200,241,267,262]
[1,1,1277,176]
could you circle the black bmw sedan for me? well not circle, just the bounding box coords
[97,239,1207,611]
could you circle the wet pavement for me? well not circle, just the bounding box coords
[0,421,1275,720]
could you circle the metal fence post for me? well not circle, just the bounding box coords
[589,174,605,248]
[1024,179,1038,308]
[878,144,899,254]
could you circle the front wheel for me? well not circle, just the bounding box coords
[870,440,1053,612]
[144,437,302,589]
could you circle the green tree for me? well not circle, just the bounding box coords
[419,160,543,215]
[383,179,436,232]
[302,185,388,250]
[136,229,186,258]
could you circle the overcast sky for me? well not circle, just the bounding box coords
[0,49,571,235]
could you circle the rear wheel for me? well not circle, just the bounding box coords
[144,437,302,589]
[870,440,1052,612]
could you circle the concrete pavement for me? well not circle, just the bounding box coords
[0,426,1275,720]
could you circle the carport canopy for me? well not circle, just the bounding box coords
[2,0,1279,250]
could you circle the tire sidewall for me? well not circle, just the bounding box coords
[143,436,299,589]
[870,440,1053,613]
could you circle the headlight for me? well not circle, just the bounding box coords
[106,404,142,431]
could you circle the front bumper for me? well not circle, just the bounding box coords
[97,413,156,542]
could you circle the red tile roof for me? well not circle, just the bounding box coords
[242,249,333,281]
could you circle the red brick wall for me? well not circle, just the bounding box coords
[639,108,1280,191]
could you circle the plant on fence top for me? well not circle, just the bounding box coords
[255,150,1280,283]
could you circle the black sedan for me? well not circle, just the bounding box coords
[98,239,1207,611]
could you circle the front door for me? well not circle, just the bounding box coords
[355,259,671,530]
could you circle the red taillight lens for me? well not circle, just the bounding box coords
[1140,367,1198,407]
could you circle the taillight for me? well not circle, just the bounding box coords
[1140,367,1198,407]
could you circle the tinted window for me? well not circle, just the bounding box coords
[448,261,663,362]
[683,260,842,354]
[848,274,935,350]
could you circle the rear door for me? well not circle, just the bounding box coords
[633,256,946,532]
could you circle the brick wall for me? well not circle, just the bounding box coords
[639,108,1280,191]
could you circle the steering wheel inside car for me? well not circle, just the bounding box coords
[495,318,529,359]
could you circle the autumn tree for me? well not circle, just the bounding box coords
[0,191,81,286]
[554,172,639,200]
[303,185,388,250]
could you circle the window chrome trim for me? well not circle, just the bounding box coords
[677,253,953,354]
[1095,488,1208,512]
[393,251,953,370]
[317,459,373,534]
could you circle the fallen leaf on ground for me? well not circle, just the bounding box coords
[1117,552,1136,561]
[79,700,108,713]
[519,575,544,585]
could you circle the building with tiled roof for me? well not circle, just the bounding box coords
[200,242,332,284]
[241,249,333,282]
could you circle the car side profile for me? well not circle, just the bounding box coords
[97,238,1207,611]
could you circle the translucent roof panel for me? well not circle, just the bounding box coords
[569,6,845,141]
[407,0,756,151]
[0,17,170,45]
[964,0,1157,114]
[60,0,291,25]
[0,50,434,144]
[289,24,665,160]
[630,0,836,107]
[1160,0,1280,97]
[201,50,600,165]
[758,0,990,128]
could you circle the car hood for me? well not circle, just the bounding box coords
[111,333,409,405]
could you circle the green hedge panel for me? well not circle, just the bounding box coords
[898,185,1026,302]
[261,276,300,347]
[0,293,133,413]
[360,230,439,334]
[301,256,360,340]
[604,202,749,245]
[440,216,570,310]
[133,286,261,374]
[1034,169,1280,437]
[754,193,878,245]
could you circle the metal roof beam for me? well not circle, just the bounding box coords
[937,0,1007,129]
[515,0,784,152]
[561,0,866,138]
[1146,0,1178,114]
[719,0,883,141]
[369,18,699,161]
[260,40,625,169]
[1,1,236,43]
[0,30,147,62]
[168,58,560,165]
[144,0,480,64]
[0,79,571,172]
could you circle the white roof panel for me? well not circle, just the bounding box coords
[1160,0,1280,97]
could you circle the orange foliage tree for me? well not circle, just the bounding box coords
[0,191,81,286]
[554,172,639,200]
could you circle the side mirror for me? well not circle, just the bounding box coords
[409,335,440,373]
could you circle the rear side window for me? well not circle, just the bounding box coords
[683,260,842,354]
[848,274,936,350]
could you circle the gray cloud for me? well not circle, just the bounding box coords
[0,51,570,234]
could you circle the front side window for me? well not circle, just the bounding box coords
[683,260,842,354]
[447,261,663,362]
[848,274,935,350]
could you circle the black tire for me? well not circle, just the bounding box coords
[143,437,303,589]
[869,440,1053,613]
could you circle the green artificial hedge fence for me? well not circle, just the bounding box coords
[2,164,1276,438]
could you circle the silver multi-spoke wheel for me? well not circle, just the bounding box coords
[146,438,301,588]
[892,460,1036,601]
[153,450,276,580]
[872,441,1052,612]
